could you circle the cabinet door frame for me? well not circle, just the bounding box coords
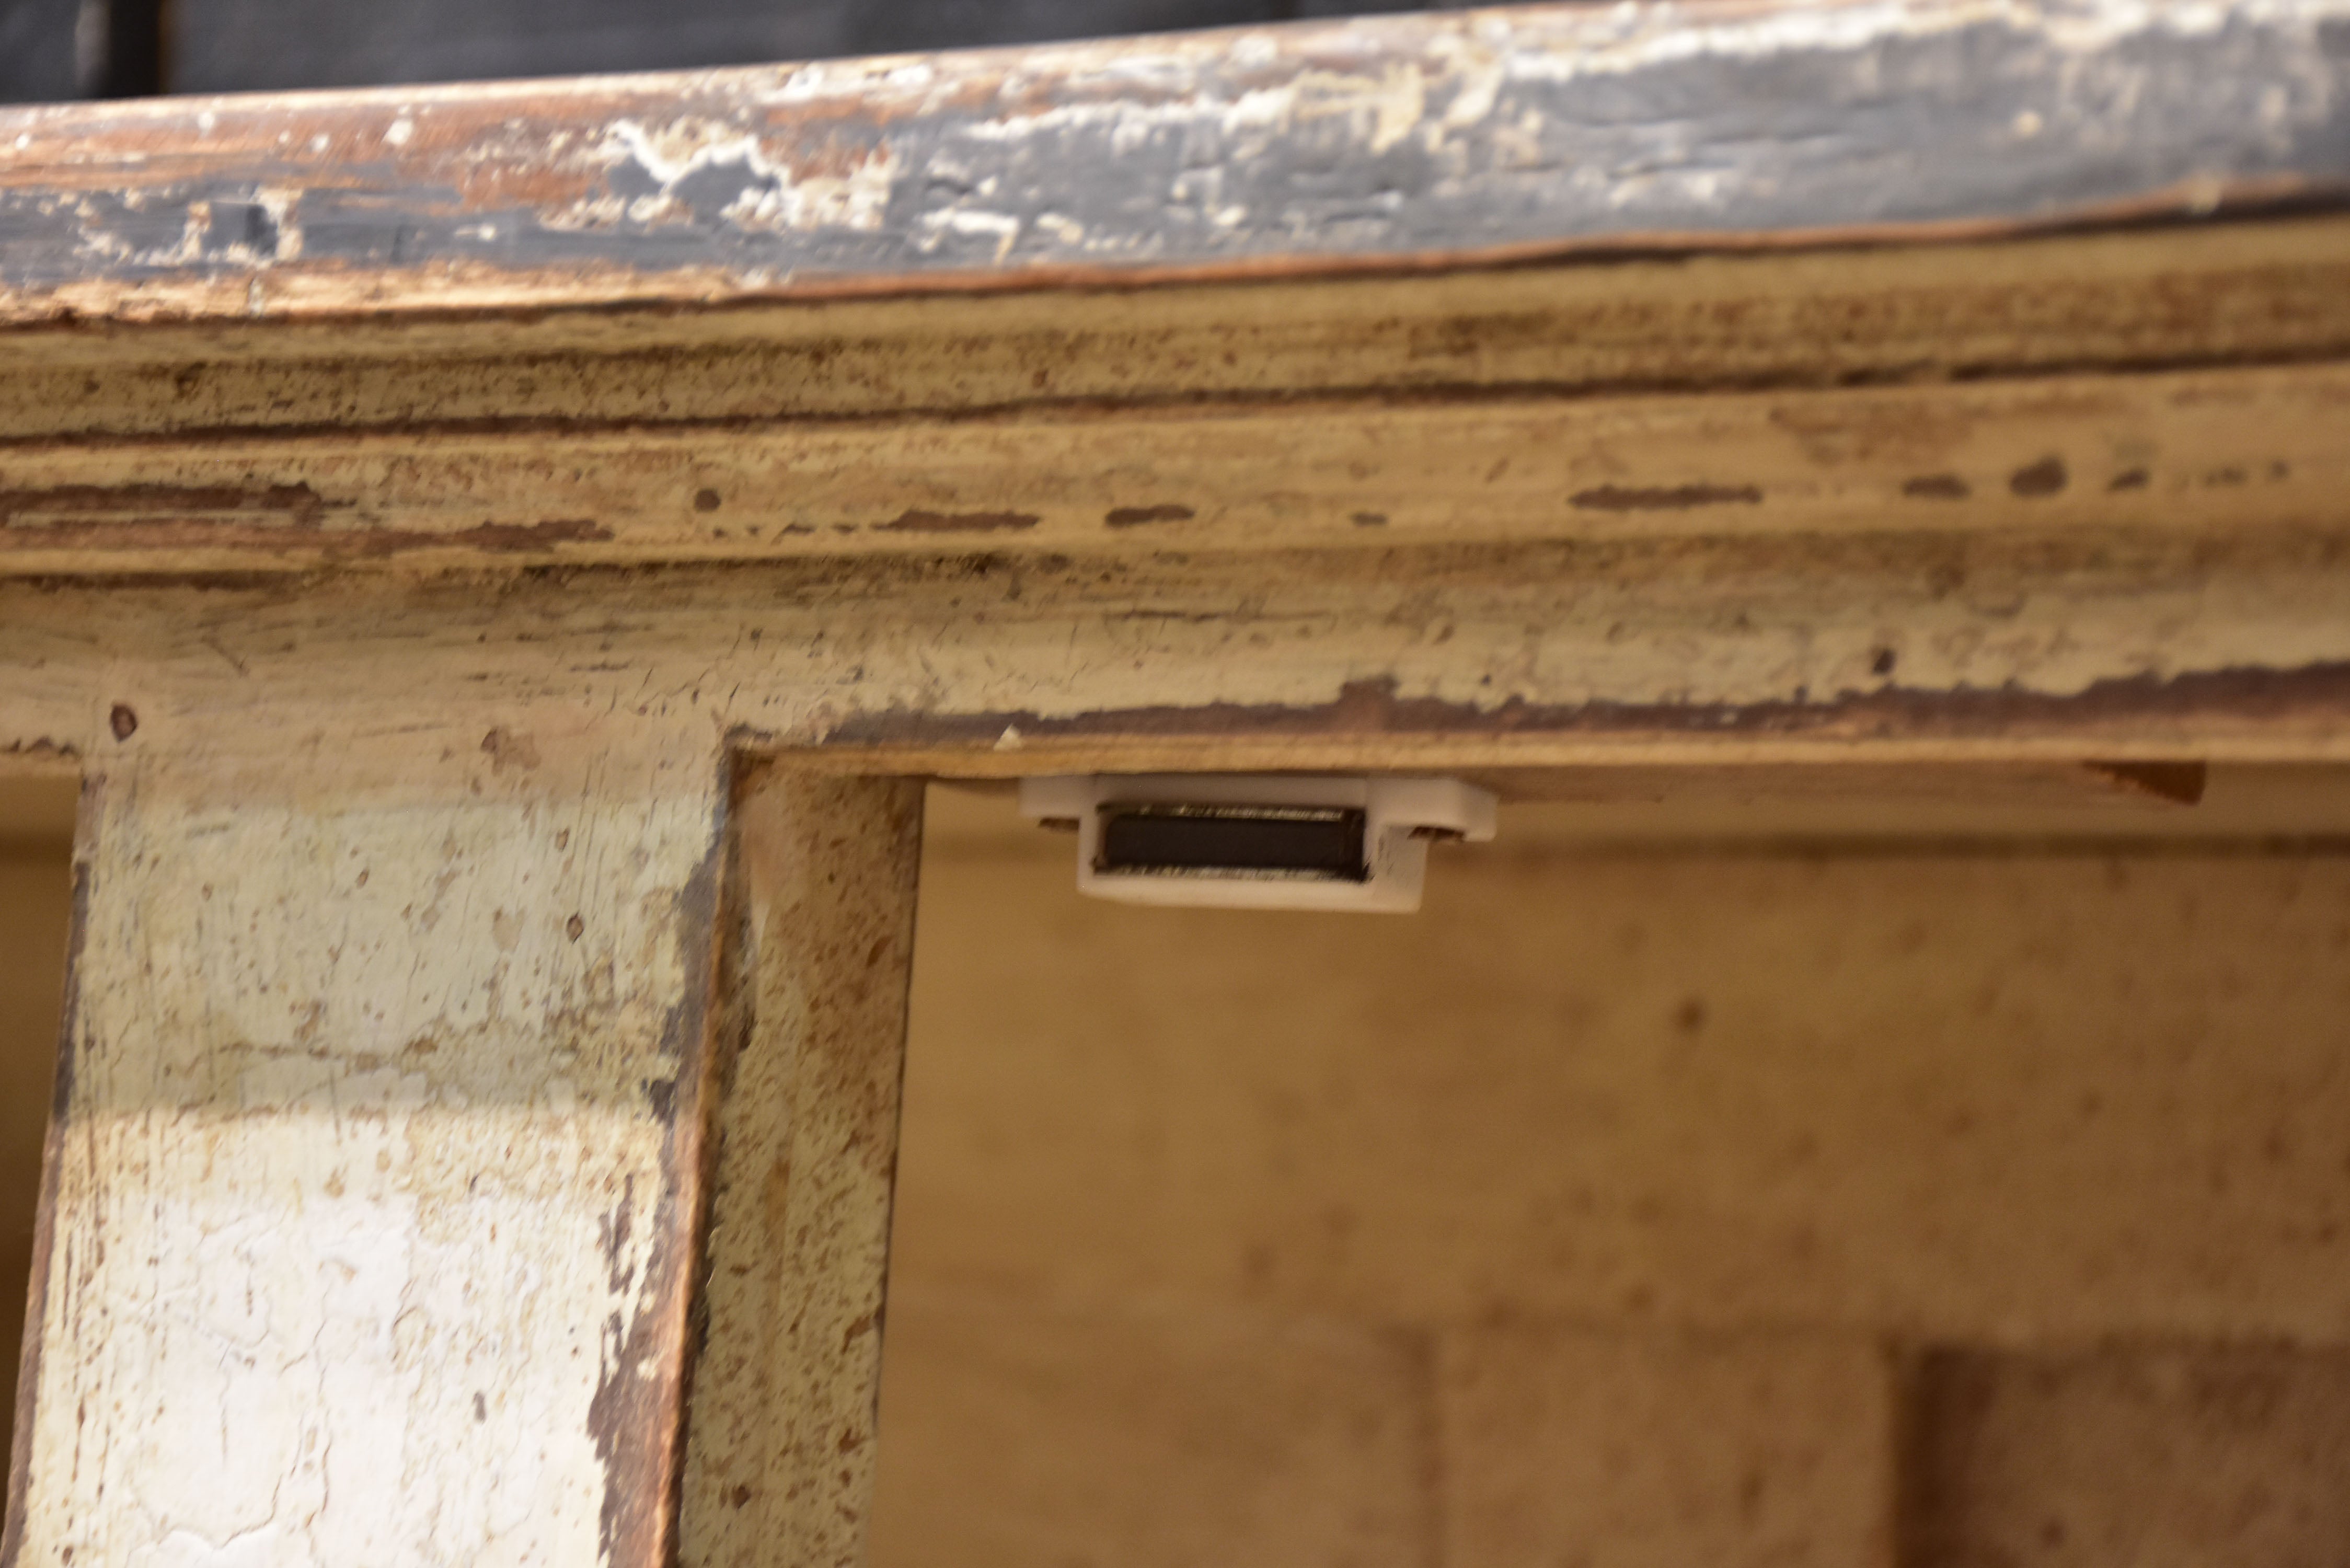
[2,0,2348,1556]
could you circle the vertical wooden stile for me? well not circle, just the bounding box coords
[2,736,744,1563]
[679,770,925,1568]
[3,740,928,1565]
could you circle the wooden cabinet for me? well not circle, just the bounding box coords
[2,0,2348,1558]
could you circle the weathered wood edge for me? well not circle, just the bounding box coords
[2,355,2345,574]
[593,778,732,1566]
[674,770,923,1568]
[2,0,2347,326]
[1,743,732,1565]
[0,212,2345,580]
[0,776,89,1567]
[763,665,2350,774]
[4,528,2348,776]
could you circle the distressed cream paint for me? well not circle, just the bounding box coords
[14,742,725,1566]
[0,0,2344,1557]
[0,360,2345,574]
[2,215,2349,578]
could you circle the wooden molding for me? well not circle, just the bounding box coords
[3,0,2347,325]
[3,528,2348,773]
[0,355,2343,572]
[2,2,2348,1558]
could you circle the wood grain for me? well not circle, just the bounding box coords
[0,0,2341,1555]
[2,737,728,1565]
[0,204,2343,576]
[4,217,2345,440]
[679,770,924,1568]
[0,357,2342,573]
[0,0,2345,324]
[2,525,2348,779]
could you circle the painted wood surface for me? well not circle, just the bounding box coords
[1,737,730,1564]
[0,355,2344,572]
[0,1,2344,1554]
[679,771,923,1568]
[0,525,2345,785]
[0,212,2345,575]
[6,216,2344,439]
[1,0,2347,323]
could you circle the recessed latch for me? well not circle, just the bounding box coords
[1017,775,1497,913]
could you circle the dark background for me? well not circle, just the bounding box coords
[1,0,1453,103]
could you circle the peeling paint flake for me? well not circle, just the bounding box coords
[16,773,725,1566]
[0,0,2346,319]
[551,118,901,236]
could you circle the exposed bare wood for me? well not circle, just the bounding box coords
[3,217,2347,437]
[868,843,2350,1565]
[0,0,2345,1553]
[680,771,924,1568]
[3,737,729,1565]
[892,841,2350,1351]
[0,779,74,855]
[0,847,66,1521]
[0,356,2341,573]
[0,527,2346,778]
[3,0,2345,326]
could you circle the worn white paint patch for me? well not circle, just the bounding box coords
[15,760,722,1567]
[1,0,2343,327]
[257,188,303,261]
[943,0,2350,150]
[66,186,299,274]
[916,206,1020,259]
[562,118,898,235]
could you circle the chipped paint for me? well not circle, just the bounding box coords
[7,516,2350,787]
[1571,481,1766,512]
[676,774,921,1568]
[0,6,2346,1557]
[10,753,727,1568]
[0,0,2344,322]
[557,119,899,236]
[819,662,2350,752]
[1,355,2341,574]
[2,433,2349,1559]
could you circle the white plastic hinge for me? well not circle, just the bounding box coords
[1017,774,1496,913]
